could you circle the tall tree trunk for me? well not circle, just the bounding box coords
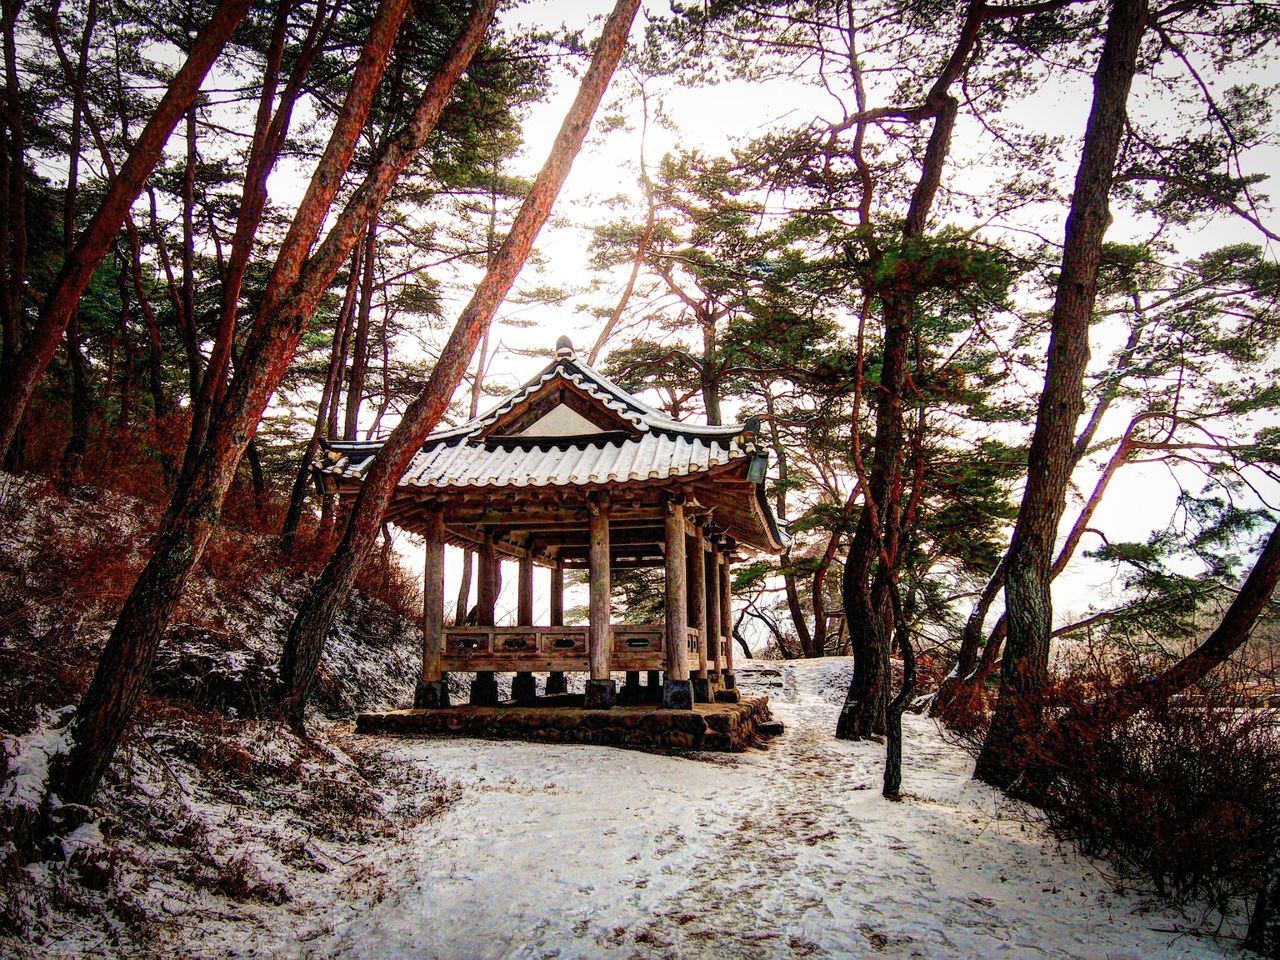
[698,309,721,426]
[276,0,643,727]
[185,0,328,476]
[934,318,1149,719]
[764,390,816,654]
[126,218,171,423]
[343,212,377,439]
[976,0,1149,789]
[281,245,362,548]
[837,97,957,741]
[883,589,915,800]
[1,0,26,352]
[0,0,251,465]
[57,0,99,487]
[179,104,201,395]
[46,0,440,812]
[0,0,27,469]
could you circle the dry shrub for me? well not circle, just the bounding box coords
[1028,659,1280,916]
[933,679,993,737]
[354,549,421,620]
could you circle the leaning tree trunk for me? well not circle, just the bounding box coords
[185,0,324,475]
[1055,517,1280,735]
[45,0,454,812]
[276,0,643,728]
[975,0,1149,789]
[0,0,251,465]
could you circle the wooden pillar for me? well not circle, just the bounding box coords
[586,495,615,708]
[706,540,722,686]
[414,509,449,708]
[470,528,499,705]
[663,497,692,709]
[689,519,710,703]
[717,541,740,702]
[478,529,497,625]
[512,553,536,701]
[545,557,567,695]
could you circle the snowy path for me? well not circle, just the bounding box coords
[279,659,1225,959]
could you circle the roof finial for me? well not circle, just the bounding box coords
[555,335,576,360]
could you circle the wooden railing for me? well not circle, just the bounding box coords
[441,623,700,672]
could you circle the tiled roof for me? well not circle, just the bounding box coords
[318,345,788,550]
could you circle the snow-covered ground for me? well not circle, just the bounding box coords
[146,657,1233,960]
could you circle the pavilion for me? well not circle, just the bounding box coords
[316,337,787,715]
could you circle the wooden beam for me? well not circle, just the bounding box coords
[528,526,665,549]
[563,557,665,571]
[588,496,611,682]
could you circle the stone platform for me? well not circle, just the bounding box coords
[356,696,778,752]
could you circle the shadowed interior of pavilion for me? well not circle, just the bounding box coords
[318,338,788,750]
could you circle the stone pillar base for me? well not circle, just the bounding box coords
[544,671,567,695]
[585,678,616,709]
[721,670,736,689]
[714,687,742,704]
[414,679,450,709]
[691,676,711,703]
[470,671,499,706]
[511,672,537,701]
[663,678,693,710]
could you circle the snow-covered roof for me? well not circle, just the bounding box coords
[319,339,787,551]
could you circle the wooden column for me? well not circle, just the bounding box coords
[706,540,722,686]
[663,497,692,709]
[718,541,740,701]
[470,528,499,705]
[512,554,536,701]
[478,529,497,625]
[585,495,615,708]
[545,557,567,695]
[414,509,449,708]
[689,519,710,703]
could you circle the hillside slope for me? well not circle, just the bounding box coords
[0,473,445,956]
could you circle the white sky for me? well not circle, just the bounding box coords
[400,0,1278,639]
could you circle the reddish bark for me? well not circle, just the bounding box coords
[976,0,1149,789]
[277,0,643,726]
[48,0,427,810]
[343,212,378,439]
[0,0,251,464]
[281,246,363,548]
[186,0,329,470]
